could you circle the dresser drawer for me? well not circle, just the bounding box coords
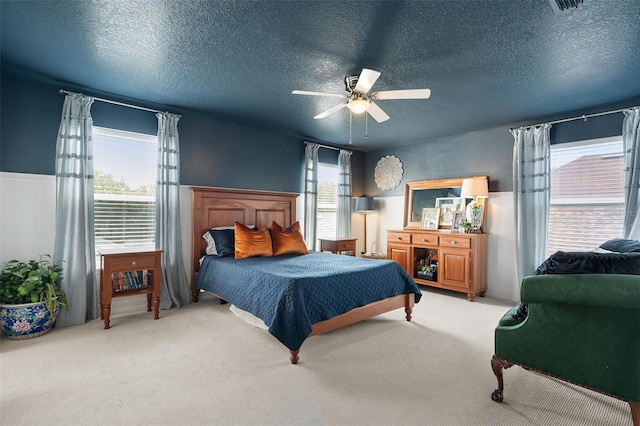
[109,253,158,272]
[439,235,471,249]
[388,232,411,244]
[411,233,438,246]
[335,240,354,252]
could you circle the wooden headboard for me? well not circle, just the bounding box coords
[191,186,299,283]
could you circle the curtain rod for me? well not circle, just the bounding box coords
[59,89,180,117]
[511,105,638,132]
[304,141,351,153]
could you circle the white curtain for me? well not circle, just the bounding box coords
[304,143,319,250]
[156,112,190,309]
[336,149,352,238]
[512,124,551,283]
[53,93,97,327]
[623,107,640,239]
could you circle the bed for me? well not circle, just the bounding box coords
[191,186,422,363]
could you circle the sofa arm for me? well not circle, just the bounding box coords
[520,274,640,309]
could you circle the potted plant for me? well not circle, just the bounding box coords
[0,255,68,339]
[417,262,438,281]
[459,219,472,233]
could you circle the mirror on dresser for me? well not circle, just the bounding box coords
[403,176,488,230]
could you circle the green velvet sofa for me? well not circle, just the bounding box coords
[491,273,640,425]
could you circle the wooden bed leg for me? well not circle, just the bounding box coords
[405,306,413,321]
[191,289,199,303]
[630,400,639,426]
[491,355,514,402]
[290,350,300,364]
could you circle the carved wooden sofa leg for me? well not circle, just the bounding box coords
[630,400,639,426]
[290,350,300,364]
[491,355,514,402]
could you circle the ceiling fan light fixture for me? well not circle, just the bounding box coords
[294,68,430,123]
[348,97,370,114]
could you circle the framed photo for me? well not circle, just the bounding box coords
[452,211,467,232]
[435,197,464,227]
[421,207,441,230]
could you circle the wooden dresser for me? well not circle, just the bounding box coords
[387,229,488,301]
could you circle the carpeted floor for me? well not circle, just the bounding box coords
[0,288,633,426]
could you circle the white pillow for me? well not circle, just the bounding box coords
[592,246,615,254]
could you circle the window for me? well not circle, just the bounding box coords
[93,127,157,251]
[316,163,338,241]
[548,136,624,254]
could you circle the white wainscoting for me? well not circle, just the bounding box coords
[1,173,520,306]
[1,172,57,265]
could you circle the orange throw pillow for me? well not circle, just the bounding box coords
[271,221,309,256]
[234,222,273,259]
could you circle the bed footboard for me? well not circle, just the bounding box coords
[289,293,415,364]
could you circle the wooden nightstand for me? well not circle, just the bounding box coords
[319,238,357,256]
[99,248,163,329]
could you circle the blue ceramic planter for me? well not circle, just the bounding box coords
[0,302,59,340]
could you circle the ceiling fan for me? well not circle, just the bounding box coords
[292,68,431,123]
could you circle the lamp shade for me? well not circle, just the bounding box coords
[348,98,370,114]
[460,177,489,199]
[355,196,375,212]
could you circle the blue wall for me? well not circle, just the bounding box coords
[364,99,638,197]
[1,73,368,195]
[1,74,63,175]
[365,126,513,197]
[2,73,637,198]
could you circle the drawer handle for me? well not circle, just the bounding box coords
[131,260,138,266]
[422,238,428,242]
[397,237,403,240]
[451,240,457,245]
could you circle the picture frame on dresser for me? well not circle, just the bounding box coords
[435,197,464,228]
[421,208,440,230]
[452,211,467,232]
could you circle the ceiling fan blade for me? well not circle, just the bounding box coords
[367,101,390,123]
[314,102,348,119]
[372,89,431,100]
[292,90,346,98]
[354,68,381,94]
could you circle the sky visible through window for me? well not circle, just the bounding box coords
[318,163,338,184]
[551,139,622,170]
[93,128,157,189]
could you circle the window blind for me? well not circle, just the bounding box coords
[548,137,624,254]
[94,194,156,249]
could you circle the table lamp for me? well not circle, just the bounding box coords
[460,177,489,232]
[355,196,375,254]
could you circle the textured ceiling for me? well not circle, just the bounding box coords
[2,0,639,151]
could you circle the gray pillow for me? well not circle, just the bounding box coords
[598,238,640,253]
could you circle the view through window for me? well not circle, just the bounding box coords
[93,127,157,252]
[548,136,624,254]
[316,163,338,243]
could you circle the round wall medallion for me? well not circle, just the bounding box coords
[374,155,403,191]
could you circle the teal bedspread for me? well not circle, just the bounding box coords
[195,251,421,350]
